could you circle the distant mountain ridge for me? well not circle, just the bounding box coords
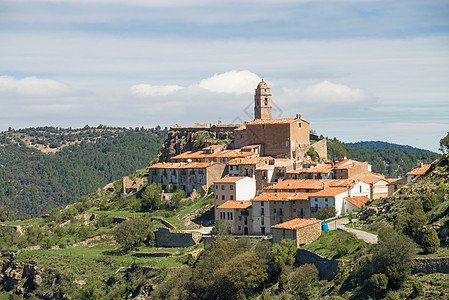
[346,141,433,153]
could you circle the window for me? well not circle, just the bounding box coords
[298,123,301,127]
[230,185,234,190]
[261,218,265,225]
[227,212,230,219]
[261,202,264,207]
[222,195,225,200]
[262,125,265,129]
[325,198,328,202]
[264,98,268,105]
[360,186,362,193]
[230,213,233,220]
[221,185,224,190]
[261,208,265,215]
[238,226,241,231]
[239,216,242,221]
[293,208,296,212]
[230,195,234,200]
[215,195,218,199]
[274,208,277,213]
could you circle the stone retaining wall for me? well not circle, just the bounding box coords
[154,227,202,247]
[296,248,339,280]
[411,256,449,274]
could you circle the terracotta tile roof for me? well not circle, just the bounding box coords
[344,196,370,208]
[148,162,222,169]
[288,164,333,174]
[271,218,321,230]
[217,200,252,209]
[214,176,248,183]
[256,165,275,171]
[328,179,361,187]
[274,159,295,167]
[309,187,348,197]
[247,118,297,125]
[385,178,401,183]
[387,177,406,185]
[335,160,366,170]
[264,179,329,191]
[406,164,431,176]
[333,158,351,168]
[252,192,296,202]
[227,156,272,166]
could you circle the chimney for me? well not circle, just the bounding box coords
[322,183,325,190]
[420,162,424,167]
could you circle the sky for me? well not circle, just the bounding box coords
[0,0,448,152]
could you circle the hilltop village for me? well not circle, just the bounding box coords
[146,80,429,245]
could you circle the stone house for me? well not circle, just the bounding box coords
[271,218,322,247]
[226,156,273,178]
[213,176,256,220]
[122,176,144,194]
[216,200,252,235]
[287,163,334,180]
[333,158,384,180]
[147,161,225,193]
[362,178,392,199]
[387,177,407,195]
[254,158,296,192]
[170,145,259,164]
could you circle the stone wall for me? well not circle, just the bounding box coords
[296,248,339,280]
[154,227,202,248]
[411,256,449,274]
[311,139,328,161]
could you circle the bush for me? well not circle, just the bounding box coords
[370,273,388,292]
[288,264,319,298]
[315,206,336,220]
[113,217,154,250]
[372,229,416,288]
[211,220,231,236]
[422,229,440,254]
[412,280,423,294]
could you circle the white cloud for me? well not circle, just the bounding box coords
[199,70,261,95]
[303,80,366,103]
[129,84,184,97]
[0,76,70,97]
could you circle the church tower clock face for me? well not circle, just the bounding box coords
[254,79,272,120]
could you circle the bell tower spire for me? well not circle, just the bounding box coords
[254,79,272,120]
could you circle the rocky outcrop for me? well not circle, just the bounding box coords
[158,128,236,162]
[0,260,43,293]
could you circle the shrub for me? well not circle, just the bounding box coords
[211,220,231,236]
[412,280,423,294]
[422,229,440,254]
[315,206,336,220]
[288,264,319,298]
[370,273,388,292]
[372,229,416,288]
[113,217,153,250]
[422,194,438,213]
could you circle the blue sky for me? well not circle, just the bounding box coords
[0,0,448,152]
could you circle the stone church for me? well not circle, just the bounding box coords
[234,80,320,160]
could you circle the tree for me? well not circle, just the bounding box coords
[113,217,154,250]
[422,229,440,254]
[439,132,449,153]
[288,264,319,298]
[315,206,336,220]
[211,219,231,236]
[372,229,416,288]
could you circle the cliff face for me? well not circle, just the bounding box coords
[158,129,234,162]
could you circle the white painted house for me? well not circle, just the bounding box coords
[213,176,256,220]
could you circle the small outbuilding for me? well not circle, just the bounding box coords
[271,218,322,248]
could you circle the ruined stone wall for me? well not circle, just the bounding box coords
[296,248,339,280]
[154,227,202,247]
[411,256,449,274]
[311,139,328,161]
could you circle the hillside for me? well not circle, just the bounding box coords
[327,138,440,177]
[0,126,167,219]
[346,141,433,153]
[359,152,449,242]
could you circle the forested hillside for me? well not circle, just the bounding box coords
[327,139,440,178]
[347,141,432,153]
[0,126,167,219]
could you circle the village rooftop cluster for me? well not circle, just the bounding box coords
[146,80,429,247]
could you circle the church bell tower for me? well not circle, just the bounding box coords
[254,79,272,120]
